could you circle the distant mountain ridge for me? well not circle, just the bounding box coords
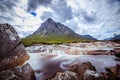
[113,34,120,40]
[104,34,120,41]
[81,35,97,40]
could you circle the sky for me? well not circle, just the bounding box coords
[0,0,120,40]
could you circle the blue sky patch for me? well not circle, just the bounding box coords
[30,12,37,17]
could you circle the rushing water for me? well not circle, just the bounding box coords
[26,42,120,80]
[26,53,120,80]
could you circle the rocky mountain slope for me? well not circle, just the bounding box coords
[32,18,78,37]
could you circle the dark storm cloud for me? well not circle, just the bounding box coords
[37,0,52,5]
[84,15,95,23]
[40,11,53,20]
[0,0,19,12]
[107,0,120,3]
[107,0,120,12]
[27,0,52,11]
[27,0,37,11]
[51,0,73,22]
[0,0,19,23]
[0,16,14,21]
[27,0,73,22]
[117,9,120,14]
[74,9,97,24]
[0,0,16,5]
[83,12,97,23]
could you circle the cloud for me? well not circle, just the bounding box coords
[29,0,73,22]
[65,0,120,39]
[27,0,52,12]
[83,12,97,23]
[0,0,120,39]
[0,0,42,37]
[40,11,53,20]
[0,0,19,23]
[50,0,73,22]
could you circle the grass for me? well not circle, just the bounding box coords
[21,34,92,47]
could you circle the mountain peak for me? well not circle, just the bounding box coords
[46,18,54,23]
[33,18,78,36]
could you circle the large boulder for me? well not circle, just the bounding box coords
[102,64,120,80]
[48,62,104,80]
[84,69,104,80]
[0,63,36,80]
[68,62,103,80]
[68,62,96,79]
[0,24,29,71]
[114,48,120,58]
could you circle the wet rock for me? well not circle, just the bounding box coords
[114,48,120,57]
[84,69,104,80]
[102,64,120,80]
[115,57,120,61]
[0,24,29,71]
[86,50,114,55]
[114,48,120,53]
[68,62,104,80]
[68,62,96,79]
[49,71,79,80]
[65,49,81,55]
[0,63,36,80]
[48,62,105,80]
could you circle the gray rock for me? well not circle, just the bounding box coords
[0,24,29,71]
[49,62,105,80]
[84,69,104,80]
[68,62,96,80]
[0,63,36,80]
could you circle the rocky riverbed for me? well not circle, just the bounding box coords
[26,42,120,80]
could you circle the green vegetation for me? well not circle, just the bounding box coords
[21,34,91,47]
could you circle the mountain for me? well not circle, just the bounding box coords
[104,34,120,43]
[104,34,120,41]
[22,18,90,46]
[32,18,79,37]
[81,35,97,40]
[104,37,112,41]
[112,34,120,40]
